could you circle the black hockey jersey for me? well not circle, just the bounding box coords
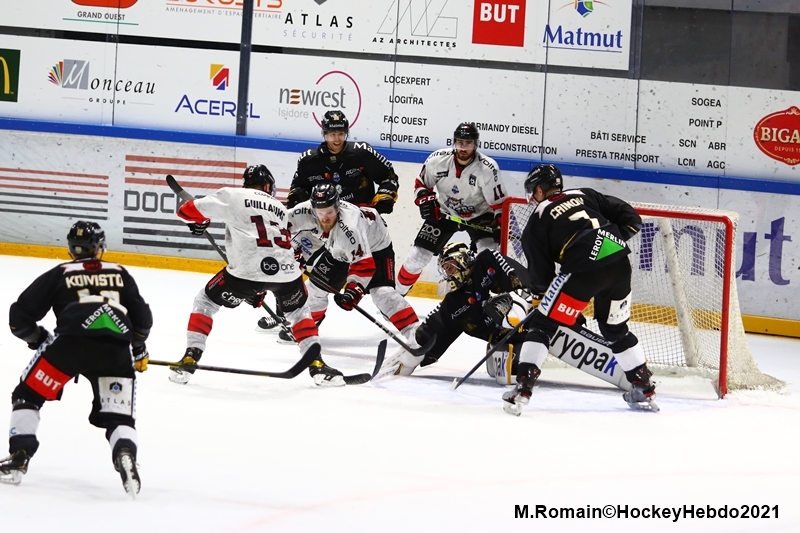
[9,258,153,344]
[521,188,642,292]
[286,141,398,208]
[423,249,526,337]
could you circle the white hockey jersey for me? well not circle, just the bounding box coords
[288,200,377,287]
[414,148,507,219]
[177,187,299,283]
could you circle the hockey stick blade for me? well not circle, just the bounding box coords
[150,343,319,379]
[342,339,387,385]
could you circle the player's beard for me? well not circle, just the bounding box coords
[455,149,475,166]
[319,219,336,233]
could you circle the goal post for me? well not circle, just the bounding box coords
[501,197,785,398]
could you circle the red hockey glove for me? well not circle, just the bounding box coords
[334,282,365,311]
[415,192,440,221]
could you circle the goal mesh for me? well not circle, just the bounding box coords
[502,198,784,396]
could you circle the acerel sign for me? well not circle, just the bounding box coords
[472,1,526,47]
[754,106,800,166]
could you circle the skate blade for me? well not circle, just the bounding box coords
[626,398,660,413]
[313,374,345,387]
[255,324,280,334]
[0,471,23,485]
[118,456,140,499]
[168,370,191,385]
[502,399,523,417]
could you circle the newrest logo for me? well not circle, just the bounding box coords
[210,64,229,90]
[472,1,526,47]
[277,70,362,128]
[0,49,21,103]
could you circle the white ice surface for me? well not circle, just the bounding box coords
[0,256,798,533]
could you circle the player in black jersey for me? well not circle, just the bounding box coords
[0,221,153,495]
[503,164,657,415]
[386,241,538,377]
[285,110,399,214]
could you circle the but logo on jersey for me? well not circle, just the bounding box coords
[472,1,526,47]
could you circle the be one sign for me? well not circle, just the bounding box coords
[472,1,527,47]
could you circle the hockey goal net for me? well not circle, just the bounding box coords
[501,197,784,397]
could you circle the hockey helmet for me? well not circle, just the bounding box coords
[524,164,563,204]
[67,220,106,259]
[310,183,340,210]
[438,241,474,291]
[321,110,349,134]
[453,122,480,143]
[243,164,275,193]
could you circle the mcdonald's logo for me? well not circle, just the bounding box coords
[0,49,21,103]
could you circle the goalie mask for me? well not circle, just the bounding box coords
[438,242,474,292]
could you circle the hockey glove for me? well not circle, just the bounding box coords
[415,192,440,221]
[484,294,514,328]
[245,290,267,309]
[334,282,365,311]
[286,186,310,209]
[132,342,149,372]
[187,220,210,236]
[373,180,399,214]
[23,326,52,350]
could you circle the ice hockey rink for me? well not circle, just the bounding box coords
[0,255,798,533]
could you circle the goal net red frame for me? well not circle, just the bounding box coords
[500,197,784,398]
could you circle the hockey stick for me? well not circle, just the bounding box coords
[443,214,494,234]
[309,275,436,357]
[451,307,538,390]
[150,343,320,379]
[341,339,387,385]
[166,174,295,339]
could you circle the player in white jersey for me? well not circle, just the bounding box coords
[397,122,508,296]
[170,165,345,387]
[269,183,419,343]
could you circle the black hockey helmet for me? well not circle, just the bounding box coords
[67,220,106,259]
[438,241,474,291]
[321,110,349,134]
[310,183,340,210]
[453,122,480,143]
[243,164,275,193]
[524,164,563,203]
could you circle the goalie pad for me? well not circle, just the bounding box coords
[547,324,632,391]
[485,342,518,385]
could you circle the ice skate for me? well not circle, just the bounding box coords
[308,359,345,387]
[502,363,540,416]
[114,447,140,498]
[169,347,202,385]
[255,315,281,333]
[623,364,659,412]
[0,450,30,485]
[277,328,296,345]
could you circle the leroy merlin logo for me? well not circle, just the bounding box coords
[0,49,21,103]
[82,303,129,334]
[589,228,625,261]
